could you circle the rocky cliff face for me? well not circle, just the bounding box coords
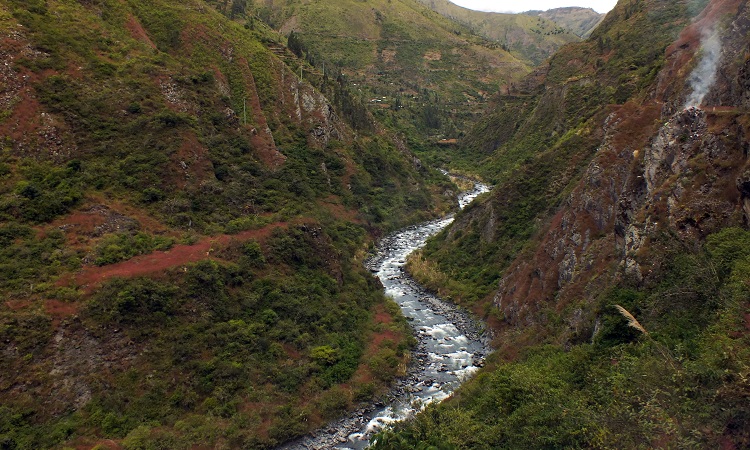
[491,0,750,332]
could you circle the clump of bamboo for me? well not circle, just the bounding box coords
[614,304,649,335]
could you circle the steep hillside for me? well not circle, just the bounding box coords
[385,0,750,447]
[523,6,605,38]
[416,0,583,66]
[253,0,530,152]
[410,0,702,304]
[0,0,454,448]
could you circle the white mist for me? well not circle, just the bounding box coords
[684,26,722,108]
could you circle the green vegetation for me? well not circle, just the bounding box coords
[93,232,175,266]
[2,160,84,223]
[1,0,449,233]
[376,228,750,449]
[410,118,603,305]
[1,228,415,448]
[4,0,744,448]
[0,224,80,294]
[415,0,584,65]
[0,0,450,447]
[390,0,750,447]
[253,0,531,159]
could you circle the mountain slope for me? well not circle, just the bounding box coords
[409,0,700,304]
[0,0,453,448]
[416,0,584,66]
[523,6,604,38]
[253,0,531,150]
[384,0,750,447]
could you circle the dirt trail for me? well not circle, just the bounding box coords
[67,222,287,292]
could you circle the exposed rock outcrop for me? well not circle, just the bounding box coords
[489,0,750,329]
[737,168,750,224]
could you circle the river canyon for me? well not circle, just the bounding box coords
[281,181,491,449]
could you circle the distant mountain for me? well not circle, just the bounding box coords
[523,6,604,38]
[415,0,583,66]
[255,0,530,146]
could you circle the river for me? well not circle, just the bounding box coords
[280,181,491,449]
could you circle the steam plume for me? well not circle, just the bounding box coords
[684,26,722,109]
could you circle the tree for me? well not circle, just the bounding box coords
[423,104,441,129]
[230,0,247,18]
[287,30,304,58]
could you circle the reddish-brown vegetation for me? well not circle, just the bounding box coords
[373,305,393,325]
[168,130,214,189]
[125,14,156,49]
[320,195,362,224]
[609,102,662,152]
[659,0,745,103]
[369,329,399,349]
[70,438,122,450]
[44,200,174,253]
[4,299,33,311]
[238,56,287,168]
[349,302,406,387]
[45,299,79,326]
[63,222,287,292]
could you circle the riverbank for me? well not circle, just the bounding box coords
[277,182,491,450]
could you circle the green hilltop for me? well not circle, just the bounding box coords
[416,0,585,65]
[245,0,597,169]
[252,0,533,150]
[523,6,604,38]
